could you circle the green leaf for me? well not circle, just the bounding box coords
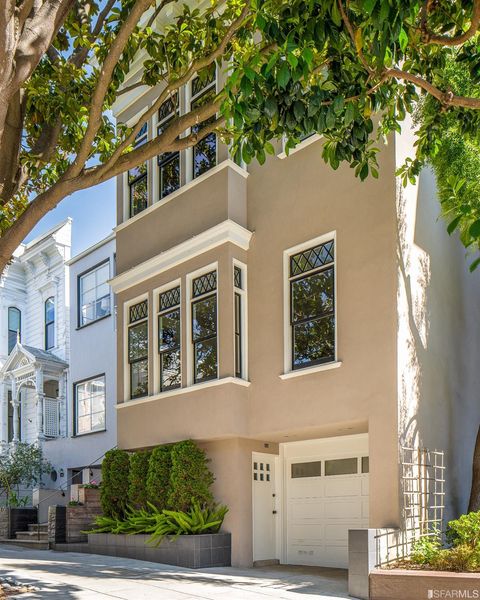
[363,0,377,15]
[293,100,305,120]
[469,258,480,272]
[264,97,278,119]
[469,219,480,238]
[345,102,355,126]
[447,215,462,235]
[277,61,290,89]
[333,96,344,115]
[398,28,408,53]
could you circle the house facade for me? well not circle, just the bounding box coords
[110,66,480,571]
[0,224,116,509]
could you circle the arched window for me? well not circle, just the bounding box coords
[45,297,55,350]
[7,307,21,354]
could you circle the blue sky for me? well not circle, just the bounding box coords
[24,179,116,258]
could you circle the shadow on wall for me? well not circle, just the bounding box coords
[397,166,480,522]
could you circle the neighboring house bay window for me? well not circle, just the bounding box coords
[78,261,111,327]
[157,93,180,199]
[190,66,217,179]
[45,296,55,350]
[75,375,106,435]
[128,299,148,398]
[158,285,181,391]
[7,306,21,354]
[128,123,148,217]
[289,238,335,370]
[191,270,217,383]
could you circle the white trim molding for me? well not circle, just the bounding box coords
[109,220,253,293]
[279,360,342,380]
[116,376,250,409]
[278,134,323,160]
[123,292,149,403]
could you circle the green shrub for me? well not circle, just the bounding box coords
[411,533,441,566]
[446,511,480,549]
[101,449,130,518]
[430,545,480,572]
[168,440,214,512]
[146,445,172,510]
[128,451,151,509]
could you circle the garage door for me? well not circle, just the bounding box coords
[285,436,369,568]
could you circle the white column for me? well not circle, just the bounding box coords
[0,382,7,443]
[35,366,45,441]
[57,371,66,437]
[11,377,19,443]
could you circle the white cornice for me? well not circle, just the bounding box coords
[66,233,115,266]
[109,219,253,293]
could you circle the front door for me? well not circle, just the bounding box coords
[252,452,277,562]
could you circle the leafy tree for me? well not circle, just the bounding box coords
[2,0,480,271]
[128,450,151,509]
[0,443,51,506]
[100,448,130,518]
[146,445,172,510]
[168,440,214,512]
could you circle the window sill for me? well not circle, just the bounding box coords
[76,314,111,330]
[117,376,250,408]
[72,428,107,438]
[279,361,342,380]
[278,134,323,160]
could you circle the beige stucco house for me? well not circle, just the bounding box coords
[109,59,480,582]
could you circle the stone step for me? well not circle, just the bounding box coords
[0,539,50,550]
[28,523,48,533]
[15,531,49,541]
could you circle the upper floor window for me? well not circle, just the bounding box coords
[75,375,106,435]
[45,297,55,350]
[157,93,180,200]
[288,238,335,370]
[8,307,21,354]
[128,123,148,217]
[128,299,148,399]
[191,270,217,383]
[158,285,181,391]
[78,261,111,327]
[234,263,247,379]
[190,66,217,179]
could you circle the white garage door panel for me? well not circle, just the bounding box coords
[325,478,362,497]
[285,438,369,569]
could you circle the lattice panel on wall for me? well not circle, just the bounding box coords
[43,398,59,438]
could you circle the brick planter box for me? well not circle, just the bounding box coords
[370,568,480,600]
[0,507,37,539]
[77,487,101,506]
[87,532,231,568]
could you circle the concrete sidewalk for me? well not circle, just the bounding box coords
[0,544,351,599]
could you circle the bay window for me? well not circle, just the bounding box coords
[157,93,180,199]
[190,66,217,179]
[128,123,148,217]
[191,270,217,383]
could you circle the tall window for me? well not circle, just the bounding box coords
[128,123,148,217]
[191,270,217,383]
[190,66,217,179]
[7,307,21,354]
[7,391,20,442]
[128,299,148,398]
[75,375,106,435]
[158,286,181,391]
[78,261,111,326]
[157,93,180,199]
[45,297,55,350]
[289,239,335,370]
[233,264,247,379]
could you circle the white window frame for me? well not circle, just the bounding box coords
[44,295,55,350]
[278,133,322,160]
[123,113,151,222]
[123,292,149,402]
[233,259,248,380]
[74,374,106,436]
[186,68,218,184]
[77,260,111,328]
[281,232,341,379]
[186,262,219,387]
[153,279,182,395]
[154,91,182,204]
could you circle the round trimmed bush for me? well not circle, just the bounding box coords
[100,448,130,518]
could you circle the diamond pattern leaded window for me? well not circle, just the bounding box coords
[191,66,216,98]
[192,271,217,298]
[129,300,148,323]
[234,266,242,289]
[159,286,180,312]
[158,92,178,124]
[290,240,334,277]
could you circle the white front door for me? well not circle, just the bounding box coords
[252,452,277,562]
[283,434,369,568]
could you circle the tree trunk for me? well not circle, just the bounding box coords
[468,425,480,512]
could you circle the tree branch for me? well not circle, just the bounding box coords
[337,0,373,74]
[424,0,480,46]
